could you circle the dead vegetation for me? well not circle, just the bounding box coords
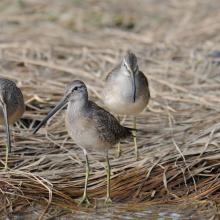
[1,0,220,219]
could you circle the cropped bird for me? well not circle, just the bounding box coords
[33,80,134,205]
[0,78,25,171]
[102,53,150,159]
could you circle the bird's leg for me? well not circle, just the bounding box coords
[117,115,121,158]
[105,153,113,204]
[2,104,11,172]
[3,142,9,172]
[78,154,90,206]
[133,116,138,160]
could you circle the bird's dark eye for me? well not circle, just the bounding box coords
[72,86,78,92]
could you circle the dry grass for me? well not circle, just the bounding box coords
[1,0,220,219]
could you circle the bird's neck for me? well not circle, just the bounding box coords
[116,70,140,91]
[117,66,139,78]
[67,99,88,115]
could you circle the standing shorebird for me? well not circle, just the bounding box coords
[102,53,150,159]
[0,78,25,171]
[33,80,134,205]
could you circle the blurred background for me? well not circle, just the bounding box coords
[1,0,220,107]
[1,0,220,219]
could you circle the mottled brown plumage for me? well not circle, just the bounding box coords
[102,53,150,159]
[33,80,134,205]
[0,78,25,171]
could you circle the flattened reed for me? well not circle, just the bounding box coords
[1,0,220,219]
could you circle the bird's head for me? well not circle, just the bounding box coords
[121,53,139,103]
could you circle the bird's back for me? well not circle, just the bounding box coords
[90,101,134,144]
[0,78,25,125]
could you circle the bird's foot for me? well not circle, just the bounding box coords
[1,169,8,172]
[2,166,9,172]
[117,150,122,158]
[77,195,90,206]
[105,196,113,204]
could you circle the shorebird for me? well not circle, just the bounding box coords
[0,78,25,171]
[33,80,134,205]
[102,53,150,159]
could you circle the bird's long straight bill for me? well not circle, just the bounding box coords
[33,96,68,134]
[3,104,11,153]
[131,72,136,103]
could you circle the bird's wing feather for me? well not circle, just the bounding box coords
[139,71,150,100]
[89,101,133,145]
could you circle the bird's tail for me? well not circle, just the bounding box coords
[125,127,138,138]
